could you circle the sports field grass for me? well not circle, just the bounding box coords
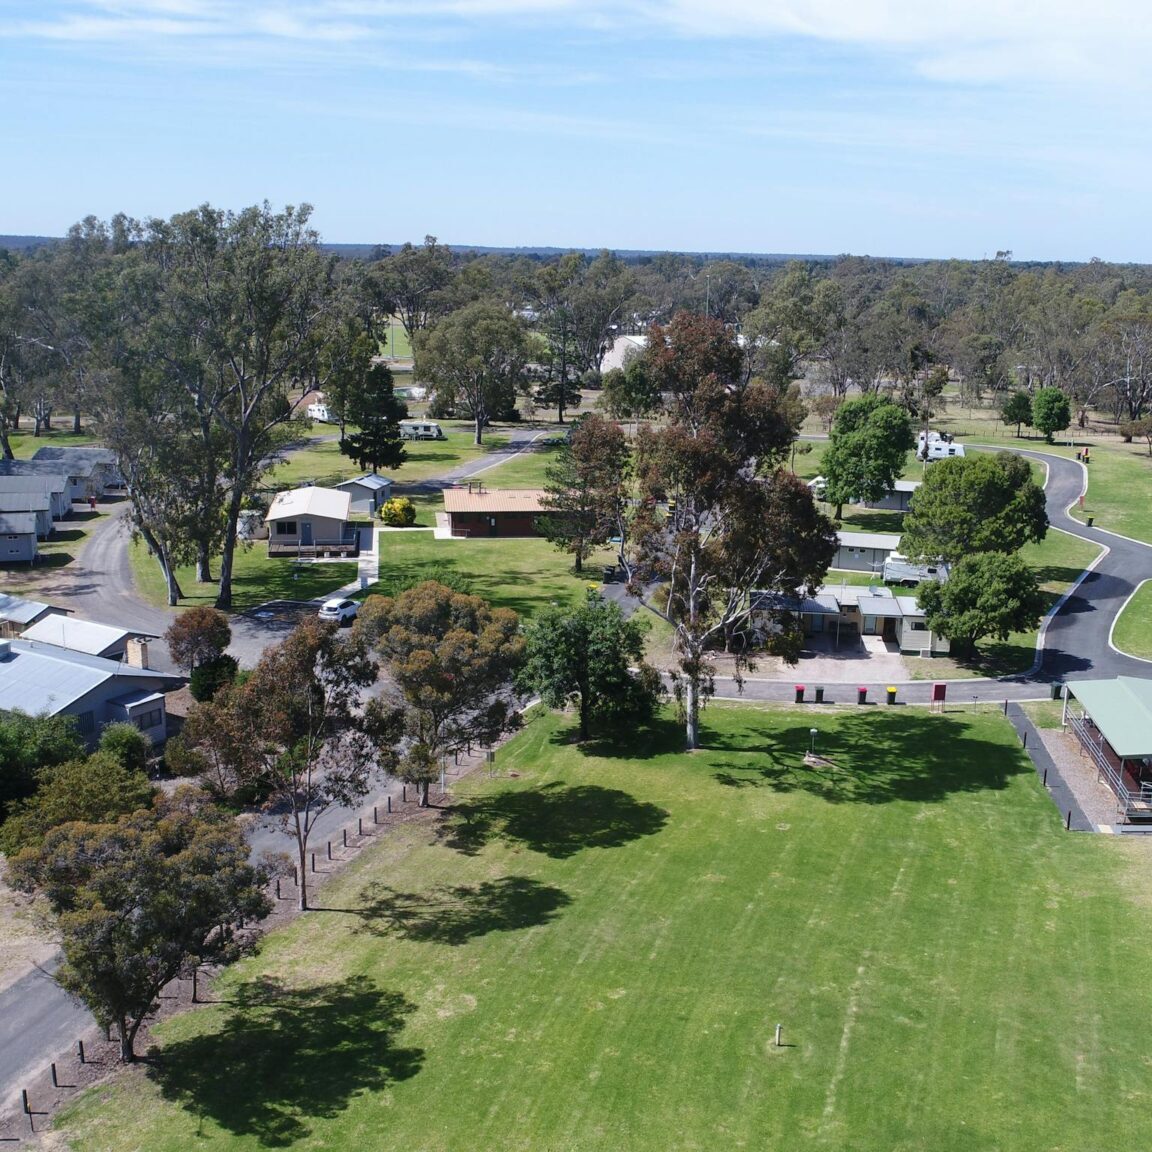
[1111,579,1152,660]
[53,704,1152,1151]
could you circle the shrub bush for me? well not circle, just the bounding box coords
[381,497,417,527]
[189,654,239,702]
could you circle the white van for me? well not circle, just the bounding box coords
[399,420,446,441]
[307,403,336,424]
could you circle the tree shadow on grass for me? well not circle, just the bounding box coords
[148,975,423,1147]
[568,716,686,761]
[351,876,571,944]
[708,711,1030,805]
[440,782,669,858]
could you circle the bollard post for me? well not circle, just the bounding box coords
[193,967,199,1003]
[387,795,392,814]
[358,817,363,836]
[1022,731,1028,749]
[1066,809,1072,830]
[77,1039,85,1064]
[51,1063,59,1088]
[293,865,299,886]
[402,785,407,804]
[1043,768,1048,786]
[311,852,316,873]
[327,840,332,860]
[342,828,348,849]
[774,1024,782,1047]
[440,767,446,792]
[373,806,378,825]
[22,1090,33,1132]
[276,878,282,900]
[1003,699,1008,715]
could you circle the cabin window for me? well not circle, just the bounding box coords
[133,708,163,731]
[275,521,297,535]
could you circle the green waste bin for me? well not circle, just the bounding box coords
[1051,682,1064,701]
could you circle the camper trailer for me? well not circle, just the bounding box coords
[307,403,336,424]
[399,420,446,441]
[882,554,950,587]
[923,441,965,461]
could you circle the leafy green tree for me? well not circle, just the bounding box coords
[821,394,915,519]
[627,313,836,749]
[339,360,408,474]
[356,582,525,804]
[98,722,150,775]
[414,301,529,445]
[1031,386,1072,443]
[0,749,153,857]
[538,413,629,573]
[901,453,1048,563]
[9,787,272,1062]
[600,356,661,422]
[520,590,663,741]
[165,606,232,673]
[0,711,85,823]
[999,390,1033,437]
[916,552,1046,657]
[1121,416,1152,455]
[368,236,454,341]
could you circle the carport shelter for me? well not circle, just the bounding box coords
[1065,677,1152,818]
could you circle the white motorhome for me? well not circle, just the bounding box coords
[882,553,950,587]
[399,420,446,441]
[307,403,336,424]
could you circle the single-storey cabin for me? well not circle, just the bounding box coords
[0,474,71,521]
[444,486,546,538]
[832,530,902,573]
[0,637,177,745]
[0,594,69,638]
[265,487,358,556]
[31,446,123,493]
[21,616,150,662]
[0,513,38,563]
[0,490,54,538]
[1065,677,1152,823]
[0,458,92,503]
[335,474,393,515]
[861,479,921,512]
[751,585,949,655]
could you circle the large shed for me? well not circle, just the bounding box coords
[443,487,547,538]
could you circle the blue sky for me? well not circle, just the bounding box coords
[3,1,1150,260]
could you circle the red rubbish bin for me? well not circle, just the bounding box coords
[795,685,805,704]
[857,686,868,705]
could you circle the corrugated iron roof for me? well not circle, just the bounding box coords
[336,474,392,491]
[265,486,351,523]
[0,594,59,626]
[0,512,38,534]
[443,488,547,514]
[22,616,138,654]
[837,530,902,551]
[1068,677,1152,758]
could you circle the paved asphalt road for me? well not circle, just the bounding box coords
[2,437,1147,1115]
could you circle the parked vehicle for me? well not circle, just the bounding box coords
[307,403,336,424]
[881,554,949,587]
[399,420,446,441]
[318,598,358,624]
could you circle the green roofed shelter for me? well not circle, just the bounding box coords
[1065,677,1152,823]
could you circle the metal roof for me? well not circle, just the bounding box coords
[31,446,116,467]
[22,616,138,655]
[857,595,906,618]
[1068,677,1152,758]
[0,491,51,513]
[336,474,392,492]
[0,475,67,495]
[265,486,351,523]
[893,480,922,493]
[0,458,93,479]
[0,512,38,534]
[0,640,177,715]
[443,488,547,514]
[0,594,61,626]
[837,530,902,551]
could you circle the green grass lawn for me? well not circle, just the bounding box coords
[374,531,608,618]
[268,425,510,490]
[478,439,562,488]
[130,539,357,611]
[1068,443,1152,543]
[1111,579,1152,660]
[5,426,99,458]
[53,704,1152,1151]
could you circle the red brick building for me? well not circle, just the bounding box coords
[443,487,546,538]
